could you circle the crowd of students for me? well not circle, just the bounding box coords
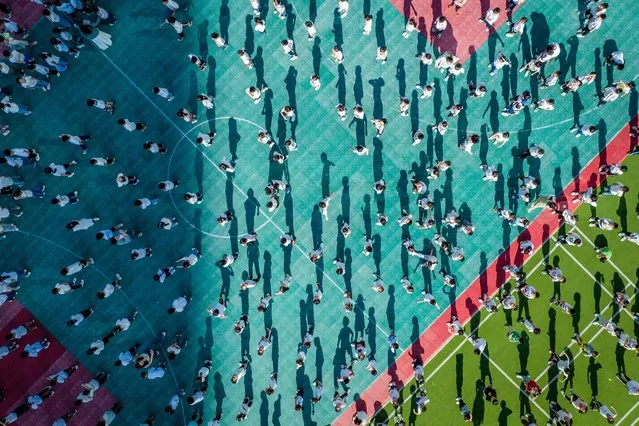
[0,0,637,424]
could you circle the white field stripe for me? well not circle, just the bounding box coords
[573,227,636,288]
[378,246,558,424]
[478,343,551,418]
[533,239,636,384]
[619,400,639,425]
[554,239,635,322]
[539,289,637,394]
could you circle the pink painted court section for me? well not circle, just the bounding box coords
[334,121,637,425]
[388,0,520,63]
[0,301,117,425]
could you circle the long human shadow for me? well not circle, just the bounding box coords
[284,66,298,110]
[354,66,364,105]
[260,391,269,426]
[341,176,351,222]
[455,353,464,397]
[366,307,377,355]
[396,59,406,97]
[344,248,353,293]
[369,77,385,118]
[472,378,486,426]
[498,401,513,426]
[271,394,281,426]
[321,152,334,198]
[547,308,556,352]
[263,251,272,329]
[244,188,260,233]
[354,294,366,340]
[261,86,273,133]
[373,138,385,214]
[362,194,372,237]
[309,0,317,21]
[597,118,608,167]
[337,64,347,106]
[244,16,255,56]
[315,335,324,383]
[386,285,395,331]
[213,371,226,417]
[333,8,343,47]
[588,357,601,398]
[254,45,266,88]
[410,316,424,361]
[286,4,296,40]
[332,317,354,389]
[312,37,322,76]
[529,12,549,56]
[219,0,230,44]
[375,8,385,48]
[311,205,323,252]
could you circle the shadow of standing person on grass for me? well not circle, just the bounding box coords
[456,353,464,397]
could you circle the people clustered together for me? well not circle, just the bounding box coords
[1,0,638,424]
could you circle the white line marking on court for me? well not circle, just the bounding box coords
[99,51,394,340]
[15,230,187,424]
[166,116,278,239]
[573,227,636,288]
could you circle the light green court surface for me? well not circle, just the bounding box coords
[2,0,638,424]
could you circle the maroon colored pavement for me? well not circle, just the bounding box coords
[2,0,44,32]
[0,302,116,425]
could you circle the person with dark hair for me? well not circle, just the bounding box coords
[97,401,123,426]
[86,98,115,114]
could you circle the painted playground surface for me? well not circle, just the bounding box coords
[0,0,638,425]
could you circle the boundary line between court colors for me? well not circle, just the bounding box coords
[333,118,637,425]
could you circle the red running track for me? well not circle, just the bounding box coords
[388,0,521,63]
[0,301,116,425]
[333,118,638,424]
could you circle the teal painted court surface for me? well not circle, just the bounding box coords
[2,0,638,424]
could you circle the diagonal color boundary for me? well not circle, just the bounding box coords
[333,117,637,425]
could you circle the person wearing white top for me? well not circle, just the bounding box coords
[117,118,146,132]
[601,182,628,197]
[481,7,500,29]
[305,20,317,40]
[153,86,174,101]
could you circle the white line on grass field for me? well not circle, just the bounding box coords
[619,400,639,425]
[573,227,636,288]
[553,238,635,322]
[98,51,394,340]
[532,238,636,385]
[378,245,558,424]
[479,346,551,418]
[538,289,637,394]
